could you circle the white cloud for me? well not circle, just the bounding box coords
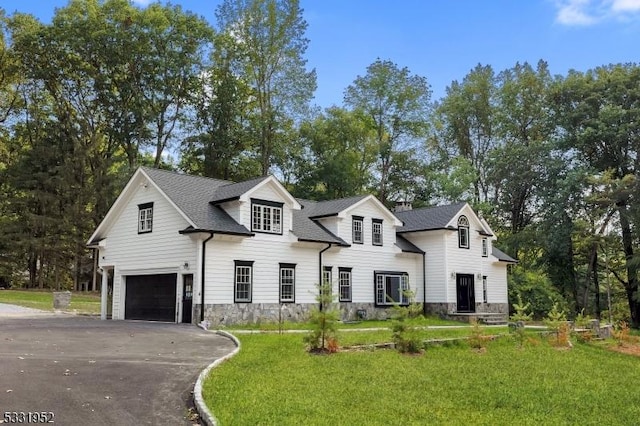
[556,0,598,25]
[554,0,640,26]
[611,0,640,12]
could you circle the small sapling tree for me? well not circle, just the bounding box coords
[303,281,339,353]
[510,293,533,347]
[391,289,424,354]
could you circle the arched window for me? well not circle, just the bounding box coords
[458,215,469,249]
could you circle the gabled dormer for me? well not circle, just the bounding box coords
[211,175,301,238]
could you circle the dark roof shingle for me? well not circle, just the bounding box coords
[395,202,467,233]
[142,167,252,235]
[492,247,517,263]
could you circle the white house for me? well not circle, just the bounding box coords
[87,167,516,326]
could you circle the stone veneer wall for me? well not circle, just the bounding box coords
[424,302,508,318]
[474,303,508,314]
[194,302,394,326]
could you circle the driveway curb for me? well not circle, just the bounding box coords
[194,330,241,426]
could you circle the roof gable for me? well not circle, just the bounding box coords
[87,168,199,245]
[395,202,466,233]
[341,195,403,226]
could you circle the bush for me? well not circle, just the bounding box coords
[508,266,567,319]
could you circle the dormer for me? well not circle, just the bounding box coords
[211,175,301,237]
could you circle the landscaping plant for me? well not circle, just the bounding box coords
[390,290,424,354]
[303,281,339,353]
[509,293,532,347]
[545,303,570,347]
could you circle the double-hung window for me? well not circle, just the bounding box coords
[338,267,352,302]
[280,263,296,303]
[375,272,409,306]
[458,215,469,249]
[352,216,363,244]
[234,260,253,303]
[482,275,488,303]
[372,219,383,246]
[138,202,154,234]
[322,266,333,297]
[251,199,283,234]
[482,238,489,257]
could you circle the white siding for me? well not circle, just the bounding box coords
[443,205,506,305]
[329,199,422,303]
[205,237,318,304]
[402,230,448,303]
[98,183,198,320]
[239,181,295,233]
[401,205,510,306]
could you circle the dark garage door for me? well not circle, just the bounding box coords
[125,274,177,321]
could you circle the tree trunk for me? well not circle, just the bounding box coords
[618,203,640,327]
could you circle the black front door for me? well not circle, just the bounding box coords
[182,274,194,324]
[456,274,475,312]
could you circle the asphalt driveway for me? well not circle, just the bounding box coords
[0,315,235,425]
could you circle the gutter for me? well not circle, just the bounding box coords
[201,232,215,323]
[422,252,427,316]
[318,243,332,311]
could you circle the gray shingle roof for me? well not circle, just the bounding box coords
[210,176,270,203]
[292,210,348,246]
[492,247,517,263]
[395,202,467,233]
[395,235,424,254]
[142,167,252,235]
[301,195,369,218]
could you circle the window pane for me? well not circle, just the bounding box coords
[252,205,261,231]
[235,266,251,301]
[273,208,281,233]
[280,268,295,301]
[339,271,351,301]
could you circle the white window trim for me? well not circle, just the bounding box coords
[234,261,253,303]
[375,272,409,306]
[372,219,383,246]
[138,203,153,234]
[280,265,295,303]
[458,215,469,249]
[251,201,282,234]
[339,268,352,302]
[352,217,363,244]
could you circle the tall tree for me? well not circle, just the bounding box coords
[555,64,640,327]
[215,0,316,175]
[434,64,497,204]
[181,32,253,180]
[344,59,431,204]
[292,107,377,200]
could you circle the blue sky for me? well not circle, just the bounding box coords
[2,0,640,108]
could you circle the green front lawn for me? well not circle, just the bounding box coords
[0,289,101,314]
[203,333,640,425]
[224,316,463,331]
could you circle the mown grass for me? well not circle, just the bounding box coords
[204,333,640,425]
[0,289,101,314]
[223,316,462,331]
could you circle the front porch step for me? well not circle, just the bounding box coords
[447,312,508,325]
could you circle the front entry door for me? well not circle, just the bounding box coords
[456,274,475,312]
[182,274,194,324]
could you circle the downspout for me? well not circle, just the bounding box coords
[200,232,215,323]
[319,243,332,311]
[422,252,427,317]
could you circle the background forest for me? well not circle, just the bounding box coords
[1,0,639,326]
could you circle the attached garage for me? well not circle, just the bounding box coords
[124,274,177,321]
